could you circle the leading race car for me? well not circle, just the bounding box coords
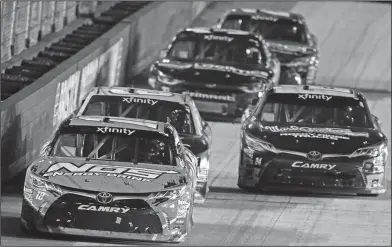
[148,27,281,121]
[217,8,319,85]
[21,116,198,242]
[75,87,212,202]
[239,85,388,195]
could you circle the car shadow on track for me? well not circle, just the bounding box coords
[208,185,379,199]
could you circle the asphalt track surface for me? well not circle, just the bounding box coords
[1,1,391,246]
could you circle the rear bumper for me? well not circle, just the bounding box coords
[187,95,254,121]
[281,64,318,85]
[151,80,258,120]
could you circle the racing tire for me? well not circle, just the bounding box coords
[19,199,40,237]
[237,175,259,193]
[19,220,40,237]
[357,193,379,197]
[237,183,259,193]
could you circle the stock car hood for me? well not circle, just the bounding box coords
[156,59,271,85]
[32,157,187,193]
[247,123,385,154]
[266,40,316,57]
[180,134,209,156]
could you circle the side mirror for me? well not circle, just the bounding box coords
[310,33,318,44]
[159,49,168,59]
[372,114,382,127]
[251,98,258,105]
[201,119,207,128]
[217,18,221,24]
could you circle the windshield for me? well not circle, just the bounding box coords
[82,95,195,135]
[51,126,175,166]
[167,32,265,65]
[221,15,308,44]
[257,93,371,128]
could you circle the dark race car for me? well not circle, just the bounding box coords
[148,27,281,121]
[217,8,319,85]
[239,85,388,195]
[76,87,212,202]
[21,116,198,242]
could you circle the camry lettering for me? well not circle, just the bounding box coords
[260,125,369,137]
[298,94,332,101]
[43,163,179,181]
[204,34,233,42]
[96,127,135,136]
[187,92,235,102]
[122,97,158,105]
[291,161,336,171]
[194,63,268,78]
[78,205,130,213]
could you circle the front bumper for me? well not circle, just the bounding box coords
[21,183,192,243]
[238,148,386,195]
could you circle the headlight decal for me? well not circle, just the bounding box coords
[243,131,278,153]
[148,184,187,200]
[29,172,63,197]
[350,142,388,159]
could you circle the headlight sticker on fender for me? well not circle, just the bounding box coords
[42,162,179,183]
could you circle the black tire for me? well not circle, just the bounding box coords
[357,193,379,197]
[19,220,39,237]
[20,199,40,237]
[237,177,260,193]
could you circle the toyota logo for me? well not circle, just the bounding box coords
[96,192,113,204]
[307,150,322,161]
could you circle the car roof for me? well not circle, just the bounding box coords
[67,116,167,134]
[225,8,304,22]
[271,85,358,99]
[183,27,259,38]
[87,87,188,105]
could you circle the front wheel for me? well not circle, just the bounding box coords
[237,176,259,193]
[357,193,379,197]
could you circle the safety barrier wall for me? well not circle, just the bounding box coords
[0,1,109,63]
[1,1,210,182]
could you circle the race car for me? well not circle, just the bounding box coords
[148,27,281,121]
[238,85,388,195]
[21,116,198,242]
[217,8,319,85]
[75,87,212,202]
